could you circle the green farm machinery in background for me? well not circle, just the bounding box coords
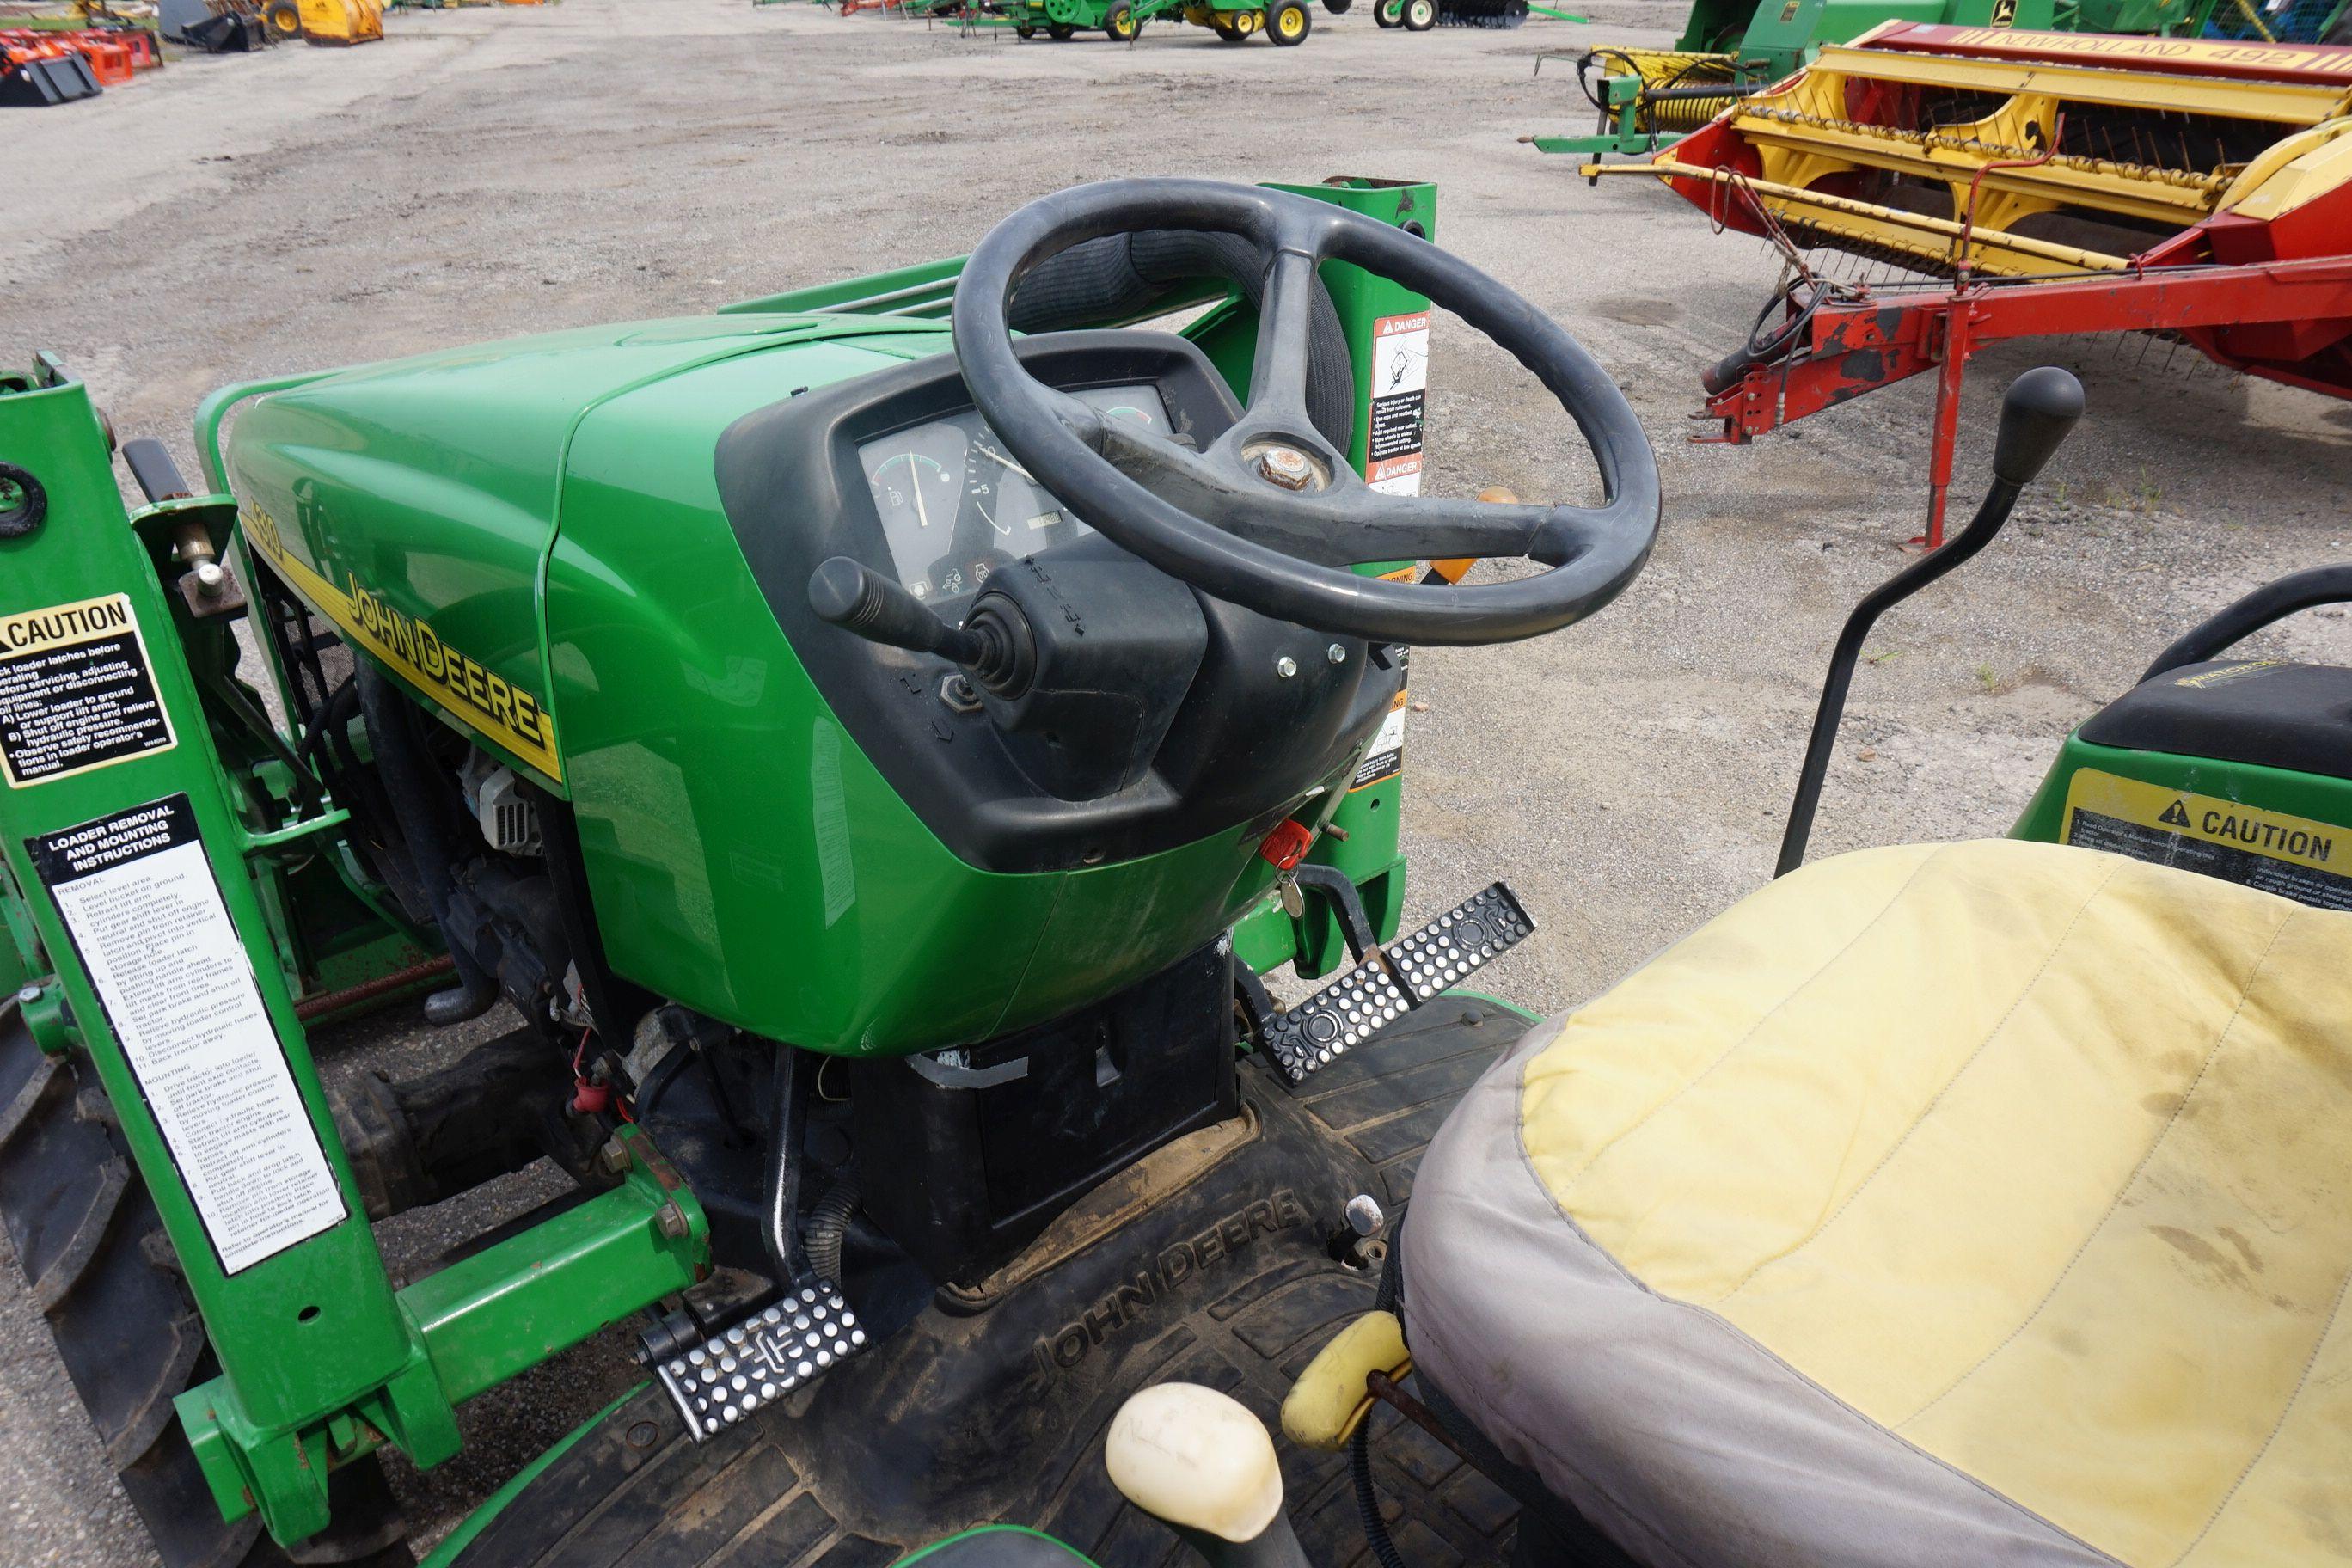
[1001,0,1340,43]
[1529,0,2239,157]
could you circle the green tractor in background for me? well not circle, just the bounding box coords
[1529,0,2242,157]
[1004,0,1341,44]
[6,170,2352,1568]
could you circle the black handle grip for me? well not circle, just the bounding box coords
[1989,365,2085,487]
[120,438,193,504]
[808,556,984,665]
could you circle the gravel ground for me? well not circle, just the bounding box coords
[4,1,2349,1561]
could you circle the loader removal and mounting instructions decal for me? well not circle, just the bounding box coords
[1367,312,1427,498]
[0,594,175,788]
[30,795,346,1273]
[2063,769,2352,911]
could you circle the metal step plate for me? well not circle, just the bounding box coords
[656,1280,868,1442]
[1385,881,1534,1004]
[1264,882,1533,1085]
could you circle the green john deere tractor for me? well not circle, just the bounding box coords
[1004,0,1340,45]
[3,172,2350,1568]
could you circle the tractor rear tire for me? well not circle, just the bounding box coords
[1106,3,1136,37]
[0,1008,412,1568]
[1373,0,1400,22]
[1402,0,1435,26]
[1047,19,1075,34]
[1269,0,1308,41]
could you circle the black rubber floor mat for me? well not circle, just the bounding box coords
[449,1001,1533,1568]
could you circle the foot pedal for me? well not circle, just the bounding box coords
[1263,882,1533,1085]
[655,1281,868,1441]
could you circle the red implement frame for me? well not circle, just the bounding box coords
[1665,22,2352,545]
[1703,259,2352,544]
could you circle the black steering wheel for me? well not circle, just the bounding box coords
[950,179,1660,647]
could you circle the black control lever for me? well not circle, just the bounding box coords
[807,556,1035,697]
[809,556,987,663]
[1775,367,2085,878]
[120,438,193,504]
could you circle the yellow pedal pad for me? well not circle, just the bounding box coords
[1280,1310,1412,1452]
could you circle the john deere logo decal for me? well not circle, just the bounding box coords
[240,504,561,781]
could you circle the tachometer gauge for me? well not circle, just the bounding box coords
[963,437,1061,546]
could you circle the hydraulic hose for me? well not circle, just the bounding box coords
[355,666,499,1025]
[805,1173,860,1284]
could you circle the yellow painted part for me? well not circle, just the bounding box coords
[1519,840,2352,1567]
[295,0,381,40]
[1806,39,2352,125]
[1730,100,2226,230]
[1600,159,2128,274]
[1598,45,1741,86]
[2222,116,2352,220]
[1280,1311,1412,1453]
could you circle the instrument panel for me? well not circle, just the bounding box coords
[856,383,1174,603]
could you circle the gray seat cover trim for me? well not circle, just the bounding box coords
[1399,1020,2123,1568]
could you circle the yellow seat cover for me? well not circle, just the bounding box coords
[1401,840,2352,1567]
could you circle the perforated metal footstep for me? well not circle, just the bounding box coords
[1264,882,1533,1085]
[655,1280,869,1441]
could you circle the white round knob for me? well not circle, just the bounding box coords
[1104,1383,1283,1545]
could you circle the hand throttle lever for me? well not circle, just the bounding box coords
[807,556,1034,698]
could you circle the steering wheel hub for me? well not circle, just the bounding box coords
[1251,443,1322,493]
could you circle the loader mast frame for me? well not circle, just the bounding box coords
[0,357,714,1548]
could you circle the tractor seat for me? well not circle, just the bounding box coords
[1400,839,2352,1567]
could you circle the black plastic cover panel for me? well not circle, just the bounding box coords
[2080,659,2352,782]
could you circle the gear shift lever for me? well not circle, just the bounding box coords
[1105,1385,1309,1568]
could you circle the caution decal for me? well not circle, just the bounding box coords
[1366,312,1428,499]
[1352,649,1409,793]
[2062,769,2351,910]
[241,505,561,781]
[0,593,176,788]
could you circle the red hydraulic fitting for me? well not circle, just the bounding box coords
[1258,818,1314,871]
[572,1076,613,1115]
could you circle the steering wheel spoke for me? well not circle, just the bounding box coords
[1240,247,1330,435]
[1217,486,1559,570]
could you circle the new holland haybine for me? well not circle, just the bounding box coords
[1580,24,2352,539]
[6,168,2352,1568]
